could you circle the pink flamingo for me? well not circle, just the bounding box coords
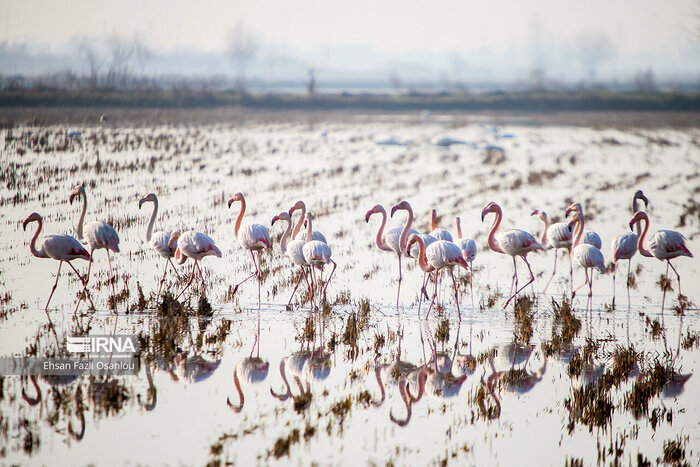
[228,193,271,307]
[531,209,573,294]
[629,210,693,311]
[566,202,602,249]
[407,234,467,320]
[69,184,120,309]
[271,211,311,309]
[302,212,337,309]
[168,230,222,299]
[366,204,418,307]
[289,200,327,242]
[566,207,605,309]
[455,216,477,303]
[390,201,431,304]
[482,202,545,308]
[610,190,649,308]
[23,213,94,339]
[430,208,453,242]
[139,193,180,301]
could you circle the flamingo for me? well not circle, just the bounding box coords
[531,209,573,294]
[271,211,311,309]
[366,204,418,307]
[139,193,180,301]
[455,216,477,303]
[610,190,649,308]
[23,212,94,326]
[566,208,605,309]
[390,201,433,305]
[69,184,120,309]
[168,230,222,299]
[629,210,693,311]
[430,208,453,242]
[228,193,271,307]
[407,234,467,320]
[565,202,602,249]
[289,200,327,242]
[302,212,337,309]
[481,202,545,308]
[227,357,271,413]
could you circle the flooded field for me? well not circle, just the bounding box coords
[1,109,699,465]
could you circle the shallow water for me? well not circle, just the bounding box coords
[1,111,699,464]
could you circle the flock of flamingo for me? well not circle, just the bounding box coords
[23,186,693,321]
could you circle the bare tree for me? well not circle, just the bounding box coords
[105,35,134,87]
[575,33,615,88]
[226,21,258,93]
[132,34,152,78]
[75,37,102,88]
[307,68,316,95]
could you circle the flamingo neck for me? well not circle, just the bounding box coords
[431,209,437,231]
[145,199,158,242]
[29,219,48,258]
[373,366,386,406]
[234,198,246,240]
[292,203,306,239]
[412,236,434,273]
[572,215,584,248]
[538,213,549,246]
[632,198,642,237]
[231,364,244,412]
[274,360,292,400]
[636,216,653,257]
[76,189,87,241]
[373,208,392,252]
[306,216,313,242]
[398,206,414,256]
[279,217,292,254]
[486,208,505,254]
[456,217,463,239]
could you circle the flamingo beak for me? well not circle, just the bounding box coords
[390,206,398,217]
[365,210,372,223]
[565,207,573,217]
[227,198,234,208]
[457,257,468,269]
[271,215,279,226]
[22,218,29,231]
[530,210,538,216]
[568,219,576,228]
[629,219,635,231]
[641,194,649,208]
[69,193,76,205]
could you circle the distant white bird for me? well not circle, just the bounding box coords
[23,212,94,315]
[455,216,477,303]
[407,234,467,320]
[69,184,120,309]
[629,210,693,312]
[302,212,336,309]
[229,192,271,307]
[482,202,545,308]
[610,190,649,308]
[434,136,466,147]
[531,209,573,294]
[566,207,605,309]
[139,193,180,301]
[169,230,222,299]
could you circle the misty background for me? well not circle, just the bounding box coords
[1,0,699,93]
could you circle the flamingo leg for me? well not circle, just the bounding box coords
[45,260,63,311]
[668,260,683,301]
[450,269,461,321]
[232,251,259,297]
[588,270,594,312]
[661,262,669,313]
[286,268,305,309]
[542,249,558,294]
[469,262,474,309]
[168,258,181,280]
[396,254,402,309]
[176,262,197,300]
[322,260,337,299]
[626,259,632,309]
[568,249,573,295]
[66,261,96,312]
[508,256,518,299]
[195,260,206,293]
[156,258,169,303]
[504,256,535,308]
[107,249,116,312]
[572,268,590,299]
[426,272,439,319]
[257,251,262,308]
[612,260,617,309]
[309,266,317,311]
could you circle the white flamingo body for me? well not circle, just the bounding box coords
[177,231,222,261]
[302,240,332,269]
[548,223,573,250]
[139,193,180,300]
[458,238,477,263]
[573,244,605,274]
[286,239,308,267]
[409,233,436,259]
[567,204,605,306]
[82,221,120,253]
[583,231,602,250]
[150,231,177,258]
[532,209,574,295]
[289,201,327,243]
[430,228,453,242]
[271,211,312,308]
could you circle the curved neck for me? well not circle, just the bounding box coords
[373,209,392,252]
[229,364,244,413]
[76,191,87,241]
[292,203,306,239]
[279,217,292,254]
[636,216,652,257]
[372,366,386,407]
[538,214,549,245]
[234,198,246,240]
[28,220,48,258]
[486,208,505,254]
[572,215,584,248]
[412,237,434,273]
[632,198,642,236]
[272,360,292,400]
[456,217,463,239]
[398,206,414,256]
[306,215,313,242]
[145,199,158,242]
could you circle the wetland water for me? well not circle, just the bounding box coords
[0,110,698,464]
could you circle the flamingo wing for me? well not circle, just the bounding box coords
[286,239,307,266]
[611,232,637,262]
[311,230,327,243]
[150,231,175,258]
[548,222,573,249]
[430,228,454,242]
[650,230,693,259]
[426,240,462,269]
[573,244,605,274]
[43,234,90,261]
[583,231,602,250]
[384,226,404,255]
[302,241,332,266]
[497,229,543,256]
[84,221,120,252]
[239,223,270,250]
[458,238,477,262]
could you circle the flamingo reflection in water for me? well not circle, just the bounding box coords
[485,343,547,395]
[21,375,87,442]
[228,317,270,413]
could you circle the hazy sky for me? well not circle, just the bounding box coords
[2,0,697,55]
